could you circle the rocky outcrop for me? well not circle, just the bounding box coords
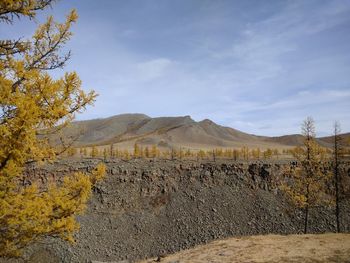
[7,159,350,262]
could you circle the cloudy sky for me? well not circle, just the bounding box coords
[2,0,350,136]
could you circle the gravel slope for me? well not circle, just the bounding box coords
[1,159,349,263]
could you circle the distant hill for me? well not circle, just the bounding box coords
[56,114,349,150]
[318,132,350,145]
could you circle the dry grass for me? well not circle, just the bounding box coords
[140,233,350,263]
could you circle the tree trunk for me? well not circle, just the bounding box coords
[334,133,340,233]
[335,177,340,233]
[304,205,309,234]
[334,125,340,233]
[304,184,310,234]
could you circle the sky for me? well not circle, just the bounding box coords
[2,0,350,136]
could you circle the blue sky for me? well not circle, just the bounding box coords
[2,0,350,136]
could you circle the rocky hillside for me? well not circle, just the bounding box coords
[58,114,267,149]
[54,113,349,150]
[11,158,350,263]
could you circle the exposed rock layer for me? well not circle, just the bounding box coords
[4,159,350,262]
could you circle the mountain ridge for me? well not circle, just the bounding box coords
[59,113,349,149]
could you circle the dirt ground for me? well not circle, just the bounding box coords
[140,233,350,263]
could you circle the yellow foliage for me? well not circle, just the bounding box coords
[0,163,106,257]
[251,148,261,159]
[103,148,108,159]
[233,149,239,160]
[280,118,332,210]
[90,146,99,158]
[67,147,77,157]
[0,1,105,257]
[151,145,159,158]
[240,147,249,160]
[90,162,106,185]
[133,143,141,158]
[263,148,273,159]
[197,150,206,159]
[123,150,130,160]
[109,144,114,158]
[144,146,150,158]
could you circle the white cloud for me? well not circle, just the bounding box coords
[136,58,173,81]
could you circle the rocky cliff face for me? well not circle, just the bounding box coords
[10,159,350,262]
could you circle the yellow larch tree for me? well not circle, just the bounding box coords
[103,148,108,160]
[240,147,249,160]
[109,144,114,158]
[0,1,105,257]
[197,149,206,160]
[133,143,141,158]
[90,146,99,158]
[82,147,87,157]
[280,117,332,234]
[114,148,120,158]
[79,147,84,157]
[123,149,130,160]
[144,146,150,158]
[185,149,192,158]
[251,148,261,160]
[263,148,273,159]
[151,145,158,158]
[67,147,77,157]
[178,147,184,160]
[233,149,239,161]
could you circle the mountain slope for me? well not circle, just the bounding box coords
[62,113,150,145]
[60,114,348,149]
[62,114,277,149]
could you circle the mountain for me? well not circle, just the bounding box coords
[58,114,348,150]
[62,113,150,145]
[318,132,350,145]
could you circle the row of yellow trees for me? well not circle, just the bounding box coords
[69,144,285,160]
[66,138,348,161]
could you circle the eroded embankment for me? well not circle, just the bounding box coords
[6,159,350,262]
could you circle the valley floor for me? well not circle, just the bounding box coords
[140,233,350,263]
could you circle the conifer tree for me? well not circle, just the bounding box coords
[212,149,216,162]
[179,147,184,160]
[109,144,114,158]
[140,146,144,158]
[103,148,108,160]
[251,148,261,159]
[0,1,105,256]
[240,147,249,160]
[162,150,170,159]
[90,146,98,158]
[171,148,175,160]
[280,117,332,234]
[185,149,192,158]
[151,145,158,158]
[114,148,120,158]
[82,147,87,157]
[123,149,130,160]
[263,148,273,159]
[233,149,239,161]
[333,121,342,233]
[197,149,206,160]
[67,147,77,157]
[133,143,140,158]
[144,146,150,158]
